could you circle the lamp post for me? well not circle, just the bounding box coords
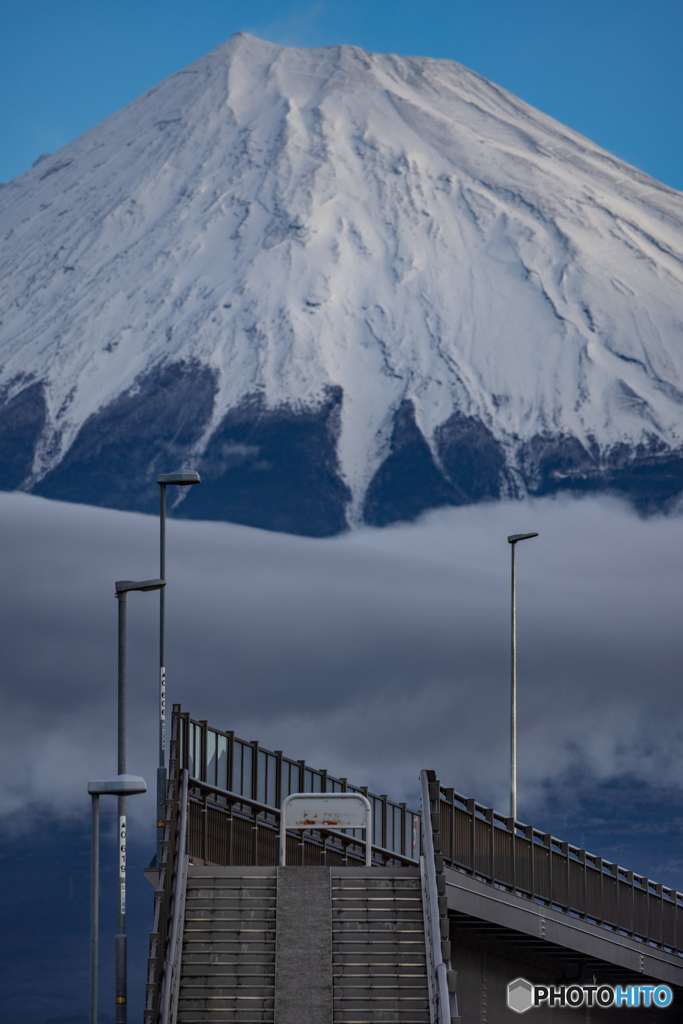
[155,472,200,861]
[88,774,147,1024]
[507,532,538,821]
[114,578,165,1024]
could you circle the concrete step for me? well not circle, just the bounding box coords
[185,905,276,917]
[178,869,276,1024]
[182,941,276,955]
[187,879,277,889]
[182,943,275,956]
[182,962,276,975]
[333,878,422,887]
[178,996,274,1008]
[181,970,278,987]
[329,1011,428,1019]
[183,930,275,941]
[178,1007,273,1021]
[331,871,428,1024]
[179,986,274,997]
[335,969,428,980]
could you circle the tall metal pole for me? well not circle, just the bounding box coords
[116,591,127,1024]
[507,532,538,822]
[155,471,199,864]
[510,541,517,821]
[90,768,148,1024]
[90,793,100,1024]
[158,483,167,861]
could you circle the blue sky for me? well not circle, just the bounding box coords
[2,0,682,191]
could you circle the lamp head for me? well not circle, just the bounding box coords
[115,578,166,595]
[88,773,147,796]
[508,532,539,544]
[157,472,201,486]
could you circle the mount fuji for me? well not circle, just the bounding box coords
[1,33,683,535]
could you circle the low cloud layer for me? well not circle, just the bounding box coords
[2,491,682,834]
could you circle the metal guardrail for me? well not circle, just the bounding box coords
[175,705,422,863]
[144,719,184,1024]
[421,770,459,1024]
[437,785,683,956]
[186,775,418,868]
[159,769,189,1024]
[144,704,683,1016]
[143,709,419,1022]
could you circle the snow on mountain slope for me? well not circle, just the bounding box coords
[1,33,683,533]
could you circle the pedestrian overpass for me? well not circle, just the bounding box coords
[143,707,683,1022]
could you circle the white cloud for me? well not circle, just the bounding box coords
[2,491,682,830]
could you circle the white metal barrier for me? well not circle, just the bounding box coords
[279,792,372,867]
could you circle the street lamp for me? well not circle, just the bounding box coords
[156,472,200,860]
[88,774,146,1024]
[507,532,538,820]
[114,578,165,1024]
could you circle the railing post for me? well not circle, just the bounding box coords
[560,842,570,911]
[524,826,535,899]
[505,818,516,892]
[201,792,208,864]
[485,809,495,883]
[199,721,208,782]
[543,835,553,906]
[578,850,587,918]
[611,863,620,930]
[626,871,635,937]
[180,713,191,771]
[251,741,260,801]
[641,877,650,940]
[656,883,663,946]
[251,805,259,866]
[225,804,233,867]
[226,731,234,791]
[274,751,283,807]
[466,799,476,875]
[444,788,454,864]
[594,857,603,924]
[400,802,407,857]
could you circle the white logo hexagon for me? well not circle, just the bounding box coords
[508,977,534,1014]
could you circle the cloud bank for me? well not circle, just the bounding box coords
[2,491,682,834]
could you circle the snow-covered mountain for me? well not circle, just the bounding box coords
[1,33,683,535]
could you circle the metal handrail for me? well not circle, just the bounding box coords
[440,784,683,897]
[437,783,683,954]
[178,706,422,860]
[188,776,419,866]
[421,771,458,1024]
[159,769,189,1024]
[176,703,683,953]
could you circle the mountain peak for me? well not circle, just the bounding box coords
[1,37,682,533]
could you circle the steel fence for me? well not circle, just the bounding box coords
[175,704,421,865]
[437,784,683,955]
[163,706,683,957]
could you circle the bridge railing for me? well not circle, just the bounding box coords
[145,702,683,1011]
[145,706,420,1023]
[174,704,421,865]
[437,784,683,956]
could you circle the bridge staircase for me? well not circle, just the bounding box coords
[144,705,683,1024]
[331,868,430,1023]
[177,867,277,1023]
[166,864,433,1024]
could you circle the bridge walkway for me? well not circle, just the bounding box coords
[173,865,430,1024]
